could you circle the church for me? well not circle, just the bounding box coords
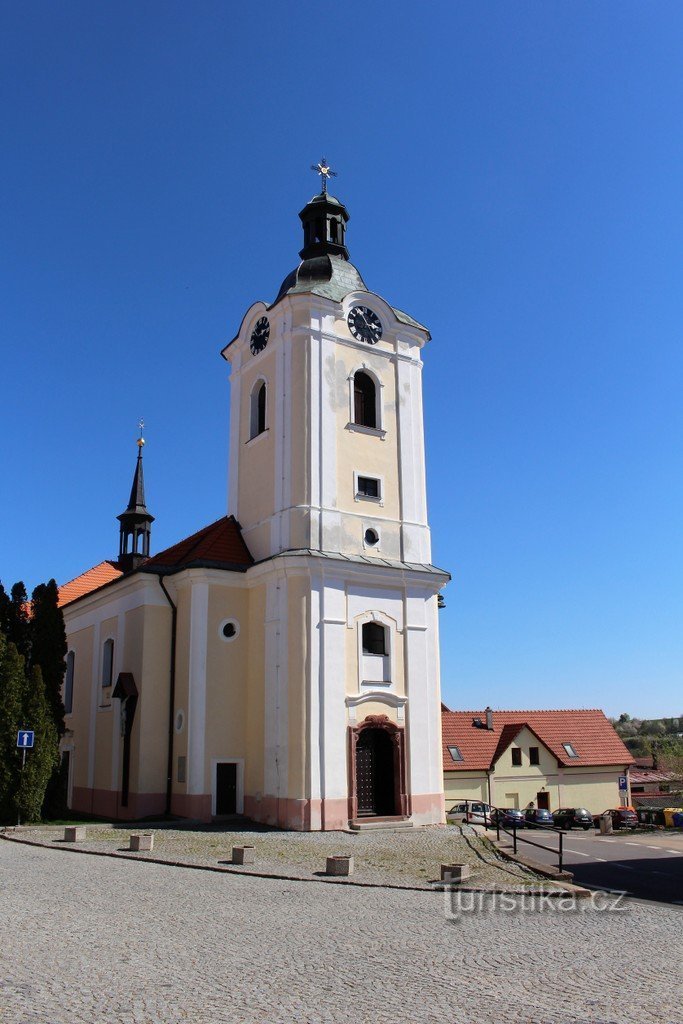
[58,165,449,830]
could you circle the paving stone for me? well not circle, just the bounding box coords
[0,840,680,1023]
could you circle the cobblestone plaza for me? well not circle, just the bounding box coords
[2,840,681,1023]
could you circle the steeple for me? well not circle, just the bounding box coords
[117,428,154,572]
[298,190,350,262]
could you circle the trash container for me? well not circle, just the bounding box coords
[672,812,683,828]
[663,808,683,828]
[599,812,613,835]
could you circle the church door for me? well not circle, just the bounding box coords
[215,763,237,816]
[355,728,395,817]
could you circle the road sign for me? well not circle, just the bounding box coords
[17,730,34,749]
[618,775,628,791]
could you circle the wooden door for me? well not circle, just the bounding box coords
[216,762,237,815]
[536,791,550,810]
[355,729,395,817]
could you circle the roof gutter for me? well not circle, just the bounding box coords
[157,574,178,817]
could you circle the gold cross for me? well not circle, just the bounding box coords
[310,157,337,195]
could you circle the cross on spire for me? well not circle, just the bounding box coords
[310,157,337,195]
[137,418,145,448]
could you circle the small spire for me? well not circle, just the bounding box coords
[117,425,154,572]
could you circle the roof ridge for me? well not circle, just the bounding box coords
[59,559,120,590]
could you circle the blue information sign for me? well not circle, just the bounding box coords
[618,775,628,791]
[17,730,34,749]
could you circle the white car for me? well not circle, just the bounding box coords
[447,801,493,825]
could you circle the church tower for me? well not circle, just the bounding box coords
[221,164,447,830]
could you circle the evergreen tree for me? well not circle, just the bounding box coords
[15,665,59,824]
[0,634,25,822]
[5,582,31,662]
[30,580,67,736]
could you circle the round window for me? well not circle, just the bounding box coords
[219,619,240,642]
[364,528,379,547]
[174,710,185,733]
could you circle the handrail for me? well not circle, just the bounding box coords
[450,798,567,872]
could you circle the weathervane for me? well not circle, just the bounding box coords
[311,157,337,195]
[137,418,145,448]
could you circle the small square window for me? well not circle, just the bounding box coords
[357,475,380,499]
[529,746,540,765]
[562,742,579,758]
[448,745,463,762]
[511,748,522,766]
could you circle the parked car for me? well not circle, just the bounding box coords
[552,807,593,830]
[601,808,639,830]
[524,808,554,827]
[490,807,525,829]
[446,801,493,825]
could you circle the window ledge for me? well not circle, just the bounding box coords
[355,494,383,505]
[245,428,270,447]
[346,422,386,440]
[361,679,392,687]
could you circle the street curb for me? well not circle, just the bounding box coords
[1,831,579,898]
[490,838,591,896]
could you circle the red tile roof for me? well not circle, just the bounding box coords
[58,561,123,608]
[59,517,253,609]
[143,516,253,571]
[442,709,634,771]
[630,768,676,785]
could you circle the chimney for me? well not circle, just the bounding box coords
[485,706,494,731]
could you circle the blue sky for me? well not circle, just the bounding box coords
[1,2,681,717]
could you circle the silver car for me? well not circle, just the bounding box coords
[447,801,492,824]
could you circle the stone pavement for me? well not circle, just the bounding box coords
[8,822,551,890]
[2,841,682,1024]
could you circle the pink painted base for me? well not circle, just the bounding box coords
[243,795,350,831]
[71,787,166,821]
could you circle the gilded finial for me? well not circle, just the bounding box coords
[137,418,145,448]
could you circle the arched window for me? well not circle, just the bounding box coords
[250,380,267,439]
[353,371,377,428]
[362,621,387,656]
[64,651,75,714]
[102,639,114,688]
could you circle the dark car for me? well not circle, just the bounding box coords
[552,807,593,831]
[524,808,554,827]
[604,808,639,830]
[491,807,525,829]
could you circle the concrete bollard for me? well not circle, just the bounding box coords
[232,845,255,865]
[441,863,471,883]
[326,855,354,876]
[129,834,154,852]
[64,826,86,843]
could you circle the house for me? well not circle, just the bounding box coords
[442,706,634,814]
[57,173,449,830]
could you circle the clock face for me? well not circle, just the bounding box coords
[250,316,270,355]
[348,305,383,344]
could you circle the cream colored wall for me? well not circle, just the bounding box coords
[286,575,308,800]
[203,585,250,791]
[236,348,278,527]
[344,612,405,696]
[558,768,626,813]
[444,772,488,806]
[288,338,309,549]
[64,624,94,792]
[136,604,171,794]
[171,585,192,800]
[245,582,266,799]
[91,614,117,792]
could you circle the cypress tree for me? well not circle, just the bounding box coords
[0,634,25,822]
[6,582,31,663]
[15,665,59,824]
[30,580,67,736]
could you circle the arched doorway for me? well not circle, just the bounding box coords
[349,715,409,821]
[356,728,395,816]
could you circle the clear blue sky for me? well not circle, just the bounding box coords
[2,2,681,718]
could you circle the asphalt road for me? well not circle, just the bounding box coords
[498,826,683,904]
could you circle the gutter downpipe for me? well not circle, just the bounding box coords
[158,574,178,816]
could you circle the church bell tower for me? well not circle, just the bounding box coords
[221,163,447,831]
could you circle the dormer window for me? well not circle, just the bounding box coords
[448,745,463,762]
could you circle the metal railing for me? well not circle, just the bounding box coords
[448,799,567,872]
